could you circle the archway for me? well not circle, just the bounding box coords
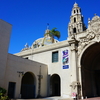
[21,72,36,99]
[81,43,100,98]
[50,74,61,96]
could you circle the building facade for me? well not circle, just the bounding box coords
[0,20,48,99]
[1,2,100,99]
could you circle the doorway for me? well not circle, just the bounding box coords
[21,72,36,99]
[50,74,60,96]
[8,82,16,98]
[95,70,100,96]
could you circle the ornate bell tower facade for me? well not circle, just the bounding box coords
[68,3,87,99]
[68,3,86,37]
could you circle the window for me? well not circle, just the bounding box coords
[73,28,76,33]
[74,10,75,13]
[77,9,78,13]
[74,17,76,23]
[52,51,58,62]
[33,44,37,48]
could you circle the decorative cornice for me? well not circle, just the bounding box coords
[15,40,69,57]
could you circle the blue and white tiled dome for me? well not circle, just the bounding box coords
[31,29,59,49]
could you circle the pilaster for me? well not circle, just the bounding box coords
[68,39,79,98]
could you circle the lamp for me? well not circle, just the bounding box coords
[17,71,24,77]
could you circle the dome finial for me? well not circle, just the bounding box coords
[74,2,78,7]
[94,13,97,16]
[45,23,50,34]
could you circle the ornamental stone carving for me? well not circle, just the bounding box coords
[90,22,100,35]
[78,15,100,55]
[78,31,95,55]
[70,81,80,90]
[88,15,100,35]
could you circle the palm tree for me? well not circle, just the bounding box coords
[44,28,60,43]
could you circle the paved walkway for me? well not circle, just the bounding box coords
[11,96,73,100]
[11,97,100,100]
[79,97,100,100]
[43,96,72,100]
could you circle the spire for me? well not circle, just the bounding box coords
[45,23,50,34]
[74,2,78,7]
[72,2,81,15]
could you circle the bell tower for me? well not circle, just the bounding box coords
[68,3,86,37]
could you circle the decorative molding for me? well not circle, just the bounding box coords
[70,44,77,51]
[78,31,95,56]
[70,81,80,90]
[78,15,100,56]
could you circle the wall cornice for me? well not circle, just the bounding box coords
[15,40,69,57]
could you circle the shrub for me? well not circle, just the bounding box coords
[0,87,8,100]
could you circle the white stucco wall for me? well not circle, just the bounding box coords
[0,19,12,87]
[15,40,72,98]
[4,54,48,98]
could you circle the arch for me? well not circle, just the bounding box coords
[74,17,76,23]
[80,42,100,98]
[78,41,96,68]
[21,72,36,99]
[77,9,78,13]
[50,74,61,96]
[73,28,76,33]
[74,10,76,13]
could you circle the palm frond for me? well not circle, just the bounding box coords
[43,27,60,43]
[53,31,60,39]
[51,28,57,31]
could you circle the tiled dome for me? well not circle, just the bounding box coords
[32,29,59,49]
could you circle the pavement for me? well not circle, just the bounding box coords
[43,96,73,100]
[11,96,100,100]
[11,96,73,100]
[79,97,100,100]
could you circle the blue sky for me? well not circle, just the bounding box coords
[0,0,100,54]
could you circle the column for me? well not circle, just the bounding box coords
[71,43,77,82]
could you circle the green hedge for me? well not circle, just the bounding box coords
[0,87,8,100]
